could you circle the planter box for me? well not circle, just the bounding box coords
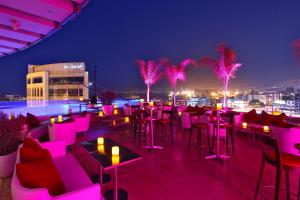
[0,150,18,177]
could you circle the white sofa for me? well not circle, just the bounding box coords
[48,121,77,146]
[11,140,102,200]
[73,113,91,134]
[235,112,300,156]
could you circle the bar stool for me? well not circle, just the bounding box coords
[254,135,300,200]
[156,110,174,145]
[133,110,150,145]
[188,112,211,154]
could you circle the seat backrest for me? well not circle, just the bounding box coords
[260,134,281,167]
[161,110,172,120]
[221,111,235,125]
[48,121,76,146]
[189,112,199,126]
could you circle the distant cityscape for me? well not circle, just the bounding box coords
[2,77,300,117]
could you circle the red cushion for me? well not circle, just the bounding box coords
[23,138,42,150]
[184,106,195,112]
[26,113,40,128]
[20,146,51,163]
[243,109,260,123]
[195,106,206,115]
[271,113,288,127]
[257,111,273,125]
[16,159,66,196]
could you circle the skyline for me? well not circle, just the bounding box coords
[1,1,300,95]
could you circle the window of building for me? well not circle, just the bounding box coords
[40,88,43,97]
[49,88,83,97]
[32,77,43,84]
[27,79,31,84]
[49,77,84,85]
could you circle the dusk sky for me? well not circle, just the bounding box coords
[1,1,300,95]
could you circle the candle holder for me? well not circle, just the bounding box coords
[112,146,119,156]
[216,103,222,111]
[113,109,118,115]
[263,125,270,133]
[242,122,247,129]
[112,155,120,165]
[149,101,154,107]
[99,111,104,117]
[50,117,55,124]
[97,137,104,145]
[97,145,105,154]
[58,115,63,122]
[125,117,129,123]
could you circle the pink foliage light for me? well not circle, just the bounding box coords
[136,59,162,102]
[160,58,196,105]
[200,44,241,107]
[293,38,300,62]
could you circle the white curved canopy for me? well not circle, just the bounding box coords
[0,0,89,57]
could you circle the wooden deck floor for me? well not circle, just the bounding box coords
[1,121,299,200]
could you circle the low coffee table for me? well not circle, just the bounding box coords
[80,138,142,200]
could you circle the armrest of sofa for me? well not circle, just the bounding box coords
[11,173,51,200]
[53,184,101,200]
[40,141,67,158]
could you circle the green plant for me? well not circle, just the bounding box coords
[0,112,25,156]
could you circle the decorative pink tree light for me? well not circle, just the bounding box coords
[161,58,196,106]
[293,38,300,62]
[136,60,162,102]
[200,44,241,107]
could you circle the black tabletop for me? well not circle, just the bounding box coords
[80,138,142,169]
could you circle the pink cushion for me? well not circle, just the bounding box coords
[53,154,92,192]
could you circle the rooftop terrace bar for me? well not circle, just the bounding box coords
[0,103,300,199]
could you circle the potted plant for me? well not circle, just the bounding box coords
[0,112,25,177]
[100,91,117,116]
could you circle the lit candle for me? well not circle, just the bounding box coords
[149,101,154,106]
[112,155,120,165]
[50,117,55,124]
[58,115,63,122]
[140,99,144,103]
[125,117,129,123]
[99,111,104,117]
[178,111,182,116]
[79,96,83,101]
[114,109,118,115]
[97,137,104,145]
[112,146,119,156]
[263,126,270,132]
[242,122,247,129]
[8,113,14,120]
[112,120,116,126]
[216,103,222,111]
[97,145,105,154]
[113,104,117,109]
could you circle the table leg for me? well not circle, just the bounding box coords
[206,111,230,161]
[104,167,128,200]
[114,167,118,200]
[142,119,163,150]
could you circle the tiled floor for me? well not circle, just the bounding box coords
[1,120,299,199]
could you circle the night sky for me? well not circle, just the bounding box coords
[1,0,300,96]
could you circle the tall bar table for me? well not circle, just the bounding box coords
[206,110,230,162]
